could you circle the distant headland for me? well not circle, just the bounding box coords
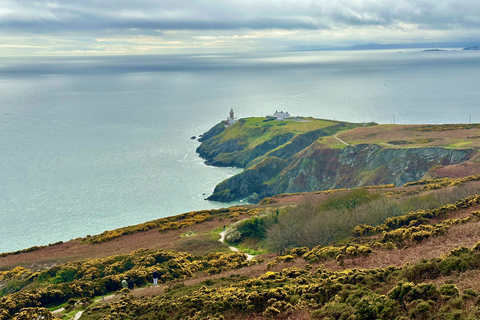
[197,111,480,202]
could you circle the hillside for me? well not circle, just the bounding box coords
[2,175,480,319]
[197,118,480,202]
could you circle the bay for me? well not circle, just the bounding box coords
[1,49,480,252]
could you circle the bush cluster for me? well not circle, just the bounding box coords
[0,249,258,319]
[352,195,480,237]
[379,212,480,247]
[79,244,480,319]
[301,244,373,264]
[404,174,480,189]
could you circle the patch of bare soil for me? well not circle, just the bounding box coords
[431,162,480,179]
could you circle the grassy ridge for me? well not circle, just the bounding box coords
[3,174,480,319]
[219,117,335,147]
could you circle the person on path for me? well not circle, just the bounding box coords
[121,279,128,289]
[223,225,226,232]
[152,269,159,286]
[128,278,134,291]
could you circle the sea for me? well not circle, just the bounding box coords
[1,49,480,253]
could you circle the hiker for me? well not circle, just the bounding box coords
[121,279,128,289]
[152,269,159,286]
[128,278,134,291]
[223,225,226,232]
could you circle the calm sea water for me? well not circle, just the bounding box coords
[1,49,480,252]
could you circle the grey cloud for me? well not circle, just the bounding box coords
[1,0,479,34]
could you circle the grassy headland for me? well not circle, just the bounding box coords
[198,117,480,203]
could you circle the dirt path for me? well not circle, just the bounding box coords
[219,230,255,260]
[333,134,349,146]
[52,230,256,318]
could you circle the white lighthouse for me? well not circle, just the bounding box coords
[225,108,237,127]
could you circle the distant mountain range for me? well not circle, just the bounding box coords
[347,41,480,50]
[463,45,480,51]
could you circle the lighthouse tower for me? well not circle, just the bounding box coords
[225,108,237,127]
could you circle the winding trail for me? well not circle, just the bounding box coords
[333,134,349,146]
[51,230,254,319]
[219,231,255,261]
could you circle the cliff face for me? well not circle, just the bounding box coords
[198,119,477,202]
[208,143,473,201]
[273,144,473,194]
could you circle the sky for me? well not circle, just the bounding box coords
[1,0,480,56]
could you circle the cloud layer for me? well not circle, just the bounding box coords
[1,0,479,55]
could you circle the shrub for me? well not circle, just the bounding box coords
[440,284,460,298]
[409,300,432,320]
[53,267,78,284]
[311,302,354,319]
[237,217,266,239]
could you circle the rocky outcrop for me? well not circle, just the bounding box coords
[198,121,226,142]
[207,157,287,201]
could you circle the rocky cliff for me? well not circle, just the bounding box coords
[197,118,478,202]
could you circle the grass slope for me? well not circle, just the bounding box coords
[4,175,480,319]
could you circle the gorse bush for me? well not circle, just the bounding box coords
[353,195,480,238]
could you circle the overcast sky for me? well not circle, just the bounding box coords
[1,0,479,56]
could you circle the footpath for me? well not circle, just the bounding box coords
[333,134,349,146]
[53,229,254,319]
[219,230,255,260]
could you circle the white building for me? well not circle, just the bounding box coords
[225,108,237,127]
[266,111,291,121]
